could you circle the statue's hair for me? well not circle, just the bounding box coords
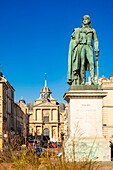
[82,15,91,21]
[81,15,92,28]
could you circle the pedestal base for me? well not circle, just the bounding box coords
[64,137,110,161]
[63,86,110,161]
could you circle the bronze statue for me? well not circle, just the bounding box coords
[67,15,99,85]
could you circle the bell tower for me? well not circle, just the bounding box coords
[40,74,52,101]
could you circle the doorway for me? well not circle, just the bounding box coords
[43,128,50,141]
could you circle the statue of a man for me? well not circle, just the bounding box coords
[67,15,99,85]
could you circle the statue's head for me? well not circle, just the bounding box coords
[82,15,91,25]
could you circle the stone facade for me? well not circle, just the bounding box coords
[16,99,29,141]
[28,80,65,142]
[0,72,29,150]
[0,72,15,150]
[99,75,113,142]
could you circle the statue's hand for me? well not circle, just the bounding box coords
[96,52,100,57]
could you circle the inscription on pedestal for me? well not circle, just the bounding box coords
[70,98,102,137]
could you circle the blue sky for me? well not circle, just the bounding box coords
[0,0,113,103]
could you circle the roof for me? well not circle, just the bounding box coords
[41,86,51,93]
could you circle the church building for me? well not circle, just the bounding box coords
[28,79,65,142]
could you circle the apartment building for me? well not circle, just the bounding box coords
[0,72,28,150]
[0,72,15,149]
[100,75,113,141]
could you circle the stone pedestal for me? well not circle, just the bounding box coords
[63,85,111,161]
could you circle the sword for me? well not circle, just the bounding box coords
[96,55,99,84]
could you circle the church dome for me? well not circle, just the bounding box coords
[40,78,51,93]
[19,99,26,104]
[39,77,53,100]
[41,86,51,93]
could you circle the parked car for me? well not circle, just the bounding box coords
[52,142,57,148]
[35,147,46,156]
[28,140,36,150]
[57,142,62,147]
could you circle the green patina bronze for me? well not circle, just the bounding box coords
[67,15,99,86]
[69,85,102,91]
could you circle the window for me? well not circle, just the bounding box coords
[35,110,37,120]
[43,116,49,123]
[51,110,53,120]
[43,109,49,123]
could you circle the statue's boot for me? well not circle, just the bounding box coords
[81,79,85,85]
[71,79,77,86]
[91,78,96,85]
